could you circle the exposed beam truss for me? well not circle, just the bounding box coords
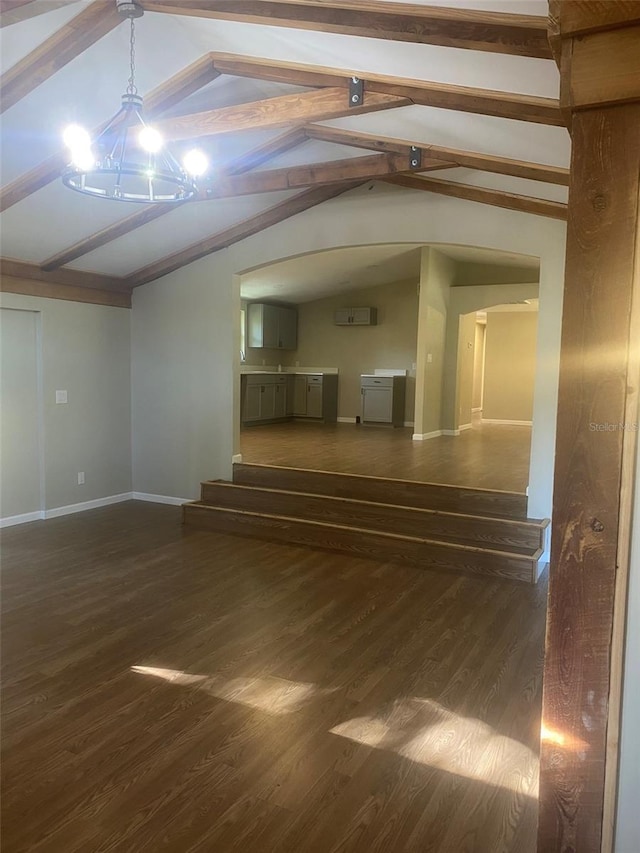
[1,0,122,113]
[143,0,553,60]
[385,173,568,220]
[304,125,570,186]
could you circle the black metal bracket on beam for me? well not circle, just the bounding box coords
[409,146,422,169]
[349,76,364,107]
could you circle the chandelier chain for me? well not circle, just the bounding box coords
[127,16,137,95]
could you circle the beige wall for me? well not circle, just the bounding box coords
[456,312,477,428]
[442,283,540,432]
[1,308,41,519]
[483,312,538,422]
[414,247,453,437]
[0,289,132,517]
[472,322,486,411]
[293,278,419,422]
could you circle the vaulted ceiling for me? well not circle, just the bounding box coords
[0,0,570,306]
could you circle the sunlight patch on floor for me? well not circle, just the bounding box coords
[330,697,539,798]
[131,665,335,714]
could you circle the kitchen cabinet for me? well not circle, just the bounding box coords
[334,307,377,326]
[361,375,406,427]
[242,374,289,424]
[247,303,297,350]
[293,374,338,422]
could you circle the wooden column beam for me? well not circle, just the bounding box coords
[0,0,122,113]
[126,182,362,288]
[538,4,640,852]
[142,0,553,59]
[0,257,129,292]
[40,128,307,271]
[0,55,218,212]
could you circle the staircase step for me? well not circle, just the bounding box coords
[200,481,547,553]
[183,503,541,584]
[233,463,531,520]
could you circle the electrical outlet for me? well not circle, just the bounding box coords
[56,390,68,404]
[427,353,433,363]
[77,472,85,485]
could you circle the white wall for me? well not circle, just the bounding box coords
[0,291,132,517]
[130,183,566,519]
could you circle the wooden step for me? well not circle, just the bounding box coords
[233,463,531,520]
[200,481,547,553]
[183,502,542,584]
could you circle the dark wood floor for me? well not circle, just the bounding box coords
[1,502,546,852]
[240,420,532,493]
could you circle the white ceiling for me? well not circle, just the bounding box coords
[0,0,569,285]
[240,242,541,303]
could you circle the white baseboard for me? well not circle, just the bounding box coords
[442,429,460,436]
[44,492,133,519]
[232,453,243,464]
[472,407,482,413]
[481,418,533,426]
[412,430,442,441]
[337,417,357,424]
[132,492,189,506]
[403,421,415,428]
[458,423,473,432]
[0,510,44,528]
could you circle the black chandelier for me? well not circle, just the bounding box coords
[62,0,207,203]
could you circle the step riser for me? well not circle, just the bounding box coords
[200,483,544,552]
[233,464,528,520]
[184,505,536,584]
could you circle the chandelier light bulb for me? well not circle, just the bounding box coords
[70,148,95,171]
[183,148,208,177]
[63,124,91,152]
[138,125,163,153]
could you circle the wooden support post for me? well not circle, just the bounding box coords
[539,4,640,852]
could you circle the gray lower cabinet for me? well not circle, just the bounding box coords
[243,373,338,424]
[242,374,288,424]
[293,374,338,422]
[361,375,406,427]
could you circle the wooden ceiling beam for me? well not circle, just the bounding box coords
[156,87,408,140]
[0,274,131,308]
[206,52,563,126]
[127,181,362,287]
[385,173,568,220]
[0,0,77,28]
[304,124,570,185]
[142,0,553,60]
[40,128,307,270]
[0,257,130,292]
[1,0,122,114]
[206,152,449,198]
[0,54,218,212]
[548,0,640,37]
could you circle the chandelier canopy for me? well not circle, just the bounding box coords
[62,0,207,203]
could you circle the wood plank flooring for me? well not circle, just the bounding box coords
[1,502,546,852]
[240,419,532,492]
